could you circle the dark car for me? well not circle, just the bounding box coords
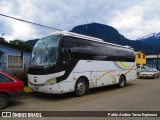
[0,70,25,109]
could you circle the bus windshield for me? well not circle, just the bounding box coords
[29,35,60,68]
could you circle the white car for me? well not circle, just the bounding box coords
[139,68,160,79]
[137,65,149,74]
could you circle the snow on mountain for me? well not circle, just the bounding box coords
[137,32,160,40]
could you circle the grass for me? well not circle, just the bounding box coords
[137,74,140,79]
[24,86,33,93]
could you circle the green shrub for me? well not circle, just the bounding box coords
[12,72,28,86]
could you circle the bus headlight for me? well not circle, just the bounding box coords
[45,78,57,86]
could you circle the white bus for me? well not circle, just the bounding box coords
[28,31,136,96]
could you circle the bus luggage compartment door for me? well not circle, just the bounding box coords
[90,71,97,88]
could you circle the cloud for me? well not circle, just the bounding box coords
[109,5,145,39]
[0,0,160,40]
[109,0,160,39]
[10,20,37,40]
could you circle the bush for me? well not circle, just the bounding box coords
[12,72,28,86]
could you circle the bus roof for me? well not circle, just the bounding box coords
[49,31,133,50]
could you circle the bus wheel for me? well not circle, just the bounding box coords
[118,75,126,88]
[74,78,88,97]
[0,94,8,110]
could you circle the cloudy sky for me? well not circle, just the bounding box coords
[0,0,160,41]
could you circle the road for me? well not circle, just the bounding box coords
[1,78,160,120]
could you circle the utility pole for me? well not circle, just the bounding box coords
[2,33,4,38]
[156,45,159,70]
[0,33,5,42]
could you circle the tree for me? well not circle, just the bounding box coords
[0,33,6,43]
[9,39,32,51]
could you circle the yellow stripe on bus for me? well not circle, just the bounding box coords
[96,72,110,80]
[109,75,115,83]
[119,61,131,69]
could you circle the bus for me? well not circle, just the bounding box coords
[27,31,136,96]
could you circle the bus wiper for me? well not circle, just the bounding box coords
[35,65,48,74]
[34,65,43,68]
[42,65,48,74]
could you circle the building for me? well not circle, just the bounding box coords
[146,55,160,70]
[0,42,31,73]
[135,51,146,65]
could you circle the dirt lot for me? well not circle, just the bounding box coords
[1,78,160,120]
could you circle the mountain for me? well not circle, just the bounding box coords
[25,39,39,48]
[71,23,157,55]
[136,33,160,47]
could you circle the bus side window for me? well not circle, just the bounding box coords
[61,48,72,66]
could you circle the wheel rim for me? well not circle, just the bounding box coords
[0,98,5,106]
[76,82,86,94]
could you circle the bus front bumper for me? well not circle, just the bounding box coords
[28,83,61,94]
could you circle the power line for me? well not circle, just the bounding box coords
[0,13,62,31]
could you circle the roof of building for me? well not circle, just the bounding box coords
[0,41,32,52]
[135,51,146,54]
[0,51,4,54]
[147,55,159,58]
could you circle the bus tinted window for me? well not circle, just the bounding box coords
[61,36,135,62]
[92,42,107,60]
[106,45,134,62]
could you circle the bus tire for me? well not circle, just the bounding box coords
[74,78,88,97]
[0,94,8,110]
[118,75,126,88]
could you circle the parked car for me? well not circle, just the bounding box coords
[139,68,160,79]
[0,70,25,109]
[137,65,149,74]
